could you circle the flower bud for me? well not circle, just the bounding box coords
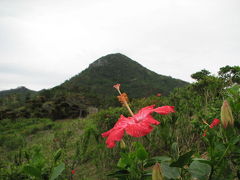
[152,163,164,180]
[221,100,234,128]
[120,139,126,149]
[202,130,207,137]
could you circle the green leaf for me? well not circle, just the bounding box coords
[49,162,65,180]
[117,153,130,169]
[117,158,128,169]
[192,158,211,165]
[188,160,211,180]
[53,148,62,163]
[171,142,179,160]
[134,142,148,161]
[231,135,240,145]
[161,162,180,179]
[22,165,41,178]
[107,169,129,178]
[170,151,194,167]
[152,156,172,162]
[145,156,172,168]
[136,146,148,161]
[31,148,45,169]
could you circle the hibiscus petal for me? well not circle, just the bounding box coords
[113,115,131,128]
[102,115,134,148]
[102,104,175,148]
[142,115,160,125]
[101,128,113,137]
[105,128,125,148]
[134,105,156,121]
[154,106,175,115]
[125,122,153,137]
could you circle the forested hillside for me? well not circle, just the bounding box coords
[0,65,239,179]
[0,86,36,107]
[61,53,187,98]
[0,54,188,120]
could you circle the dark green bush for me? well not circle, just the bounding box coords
[3,134,25,150]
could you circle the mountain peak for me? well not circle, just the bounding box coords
[89,53,131,68]
[62,53,188,100]
[0,86,36,98]
[16,86,28,90]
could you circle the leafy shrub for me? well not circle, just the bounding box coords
[2,134,25,150]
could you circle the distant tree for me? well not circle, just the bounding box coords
[218,65,240,85]
[192,76,224,104]
[191,69,211,81]
[191,68,226,104]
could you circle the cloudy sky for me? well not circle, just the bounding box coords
[0,0,240,91]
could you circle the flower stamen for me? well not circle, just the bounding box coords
[114,84,134,116]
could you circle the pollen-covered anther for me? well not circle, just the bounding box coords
[117,93,129,105]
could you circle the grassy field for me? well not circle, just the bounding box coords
[0,117,107,179]
[0,84,240,179]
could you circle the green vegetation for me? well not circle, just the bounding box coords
[0,86,36,100]
[0,53,188,120]
[62,53,188,99]
[0,64,239,179]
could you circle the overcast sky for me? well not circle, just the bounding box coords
[0,0,240,91]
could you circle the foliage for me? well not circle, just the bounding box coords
[0,86,36,109]
[0,53,188,120]
[218,65,240,85]
[0,65,240,179]
[191,69,211,81]
[108,142,149,179]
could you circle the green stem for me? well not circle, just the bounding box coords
[208,164,214,180]
[216,144,231,167]
[140,160,144,179]
[208,137,215,180]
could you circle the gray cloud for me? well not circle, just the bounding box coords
[0,0,240,91]
[0,63,68,91]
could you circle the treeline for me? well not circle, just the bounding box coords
[0,65,239,121]
[0,65,239,179]
[70,65,240,179]
[0,91,95,120]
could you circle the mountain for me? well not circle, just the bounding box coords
[0,86,36,108]
[0,86,36,97]
[0,53,189,120]
[61,53,188,98]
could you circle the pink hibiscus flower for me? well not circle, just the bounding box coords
[209,118,220,128]
[202,118,220,137]
[71,170,75,175]
[102,105,175,148]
